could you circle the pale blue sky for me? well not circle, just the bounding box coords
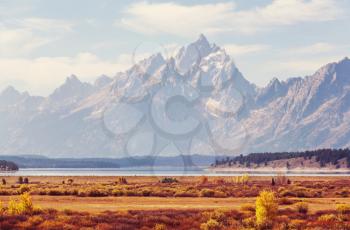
[0,0,349,95]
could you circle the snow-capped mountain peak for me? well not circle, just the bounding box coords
[137,52,166,75]
[0,36,349,157]
[47,75,95,108]
[94,75,113,89]
[0,86,20,98]
[0,86,23,107]
[175,34,219,74]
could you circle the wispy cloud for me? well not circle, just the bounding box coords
[118,2,234,36]
[16,18,74,32]
[0,18,74,57]
[263,56,346,78]
[0,28,50,55]
[117,0,343,36]
[288,42,336,55]
[223,44,269,56]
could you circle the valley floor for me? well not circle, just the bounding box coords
[1,195,350,213]
[0,176,350,229]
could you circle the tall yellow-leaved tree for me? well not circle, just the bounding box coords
[256,190,278,227]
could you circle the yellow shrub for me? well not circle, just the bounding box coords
[242,217,256,228]
[154,223,167,230]
[202,209,228,223]
[317,214,337,222]
[241,174,250,184]
[336,204,350,215]
[112,189,124,196]
[8,198,20,215]
[8,192,34,215]
[200,219,221,230]
[234,174,250,184]
[20,192,34,213]
[18,184,30,194]
[256,190,278,227]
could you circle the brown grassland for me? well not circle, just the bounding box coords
[0,175,350,229]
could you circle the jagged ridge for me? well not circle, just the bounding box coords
[0,35,349,157]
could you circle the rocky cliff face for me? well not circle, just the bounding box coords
[0,35,349,157]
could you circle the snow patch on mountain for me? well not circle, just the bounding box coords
[0,35,349,157]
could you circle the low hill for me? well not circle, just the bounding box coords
[0,154,218,169]
[212,149,350,172]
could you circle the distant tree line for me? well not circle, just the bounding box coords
[0,160,19,171]
[214,149,350,168]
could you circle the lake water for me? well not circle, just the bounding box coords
[1,167,350,177]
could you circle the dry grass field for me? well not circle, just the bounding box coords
[0,175,350,229]
[1,195,350,213]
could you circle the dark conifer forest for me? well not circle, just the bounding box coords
[0,160,19,171]
[214,149,350,168]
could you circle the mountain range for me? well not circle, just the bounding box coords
[0,35,349,158]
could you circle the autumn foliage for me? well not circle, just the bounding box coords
[255,190,278,227]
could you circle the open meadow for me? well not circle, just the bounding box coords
[0,175,350,229]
